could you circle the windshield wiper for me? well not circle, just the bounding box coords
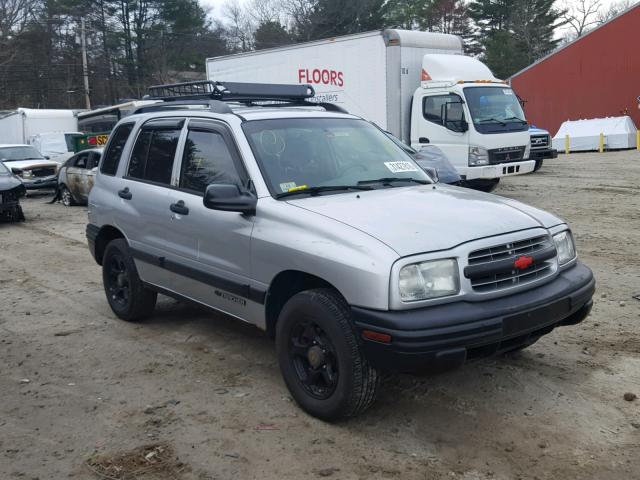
[476,118,506,126]
[275,185,374,199]
[357,177,429,187]
[503,116,527,124]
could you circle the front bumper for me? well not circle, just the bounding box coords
[530,148,558,160]
[21,176,57,190]
[460,160,535,180]
[352,262,594,373]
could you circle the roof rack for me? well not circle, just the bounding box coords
[136,80,348,115]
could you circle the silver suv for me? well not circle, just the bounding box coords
[86,81,594,420]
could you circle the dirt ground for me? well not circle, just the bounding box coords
[1,151,639,480]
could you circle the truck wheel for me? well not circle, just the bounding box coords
[466,178,500,192]
[60,185,76,206]
[102,238,157,321]
[533,159,543,172]
[276,288,380,421]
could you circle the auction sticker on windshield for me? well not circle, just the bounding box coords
[384,161,419,173]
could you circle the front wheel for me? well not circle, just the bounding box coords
[276,289,380,421]
[60,185,76,206]
[102,238,157,321]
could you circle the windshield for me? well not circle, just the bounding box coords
[464,86,528,133]
[0,146,45,162]
[242,118,431,197]
[0,162,9,174]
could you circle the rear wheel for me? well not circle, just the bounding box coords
[102,238,156,321]
[60,185,76,206]
[465,178,500,192]
[276,289,380,421]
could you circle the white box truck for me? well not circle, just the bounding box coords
[0,108,81,159]
[206,29,534,189]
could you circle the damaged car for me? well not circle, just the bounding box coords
[56,148,102,206]
[0,144,59,191]
[0,161,25,222]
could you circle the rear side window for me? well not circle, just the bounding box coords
[179,130,242,193]
[100,123,134,175]
[127,128,180,185]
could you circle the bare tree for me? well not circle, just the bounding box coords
[597,0,634,23]
[223,0,254,52]
[0,0,34,65]
[561,0,602,38]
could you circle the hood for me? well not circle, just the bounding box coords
[286,185,563,256]
[2,159,58,171]
[0,174,24,192]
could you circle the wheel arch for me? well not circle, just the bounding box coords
[264,270,346,338]
[94,225,126,265]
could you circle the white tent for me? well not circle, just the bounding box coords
[552,116,638,152]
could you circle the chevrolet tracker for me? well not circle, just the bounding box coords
[86,81,595,420]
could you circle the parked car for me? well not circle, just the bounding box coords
[56,148,102,206]
[529,126,557,171]
[0,161,26,222]
[0,144,59,191]
[384,132,462,185]
[87,81,595,421]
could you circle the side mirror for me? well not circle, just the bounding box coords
[203,184,257,215]
[443,102,468,133]
[44,155,50,160]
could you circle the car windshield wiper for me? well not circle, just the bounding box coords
[275,185,374,199]
[503,116,527,124]
[476,118,506,126]
[357,177,429,187]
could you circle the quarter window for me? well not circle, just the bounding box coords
[127,128,181,185]
[179,130,241,193]
[100,123,133,175]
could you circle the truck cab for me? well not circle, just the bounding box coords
[411,55,534,189]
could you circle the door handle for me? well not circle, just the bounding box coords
[419,137,430,144]
[170,200,189,215]
[118,187,132,200]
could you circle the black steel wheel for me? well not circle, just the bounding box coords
[102,238,156,321]
[276,288,380,421]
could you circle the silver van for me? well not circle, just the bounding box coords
[86,81,594,420]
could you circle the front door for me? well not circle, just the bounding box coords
[165,118,256,321]
[414,93,469,172]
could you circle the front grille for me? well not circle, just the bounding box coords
[30,167,56,177]
[530,134,550,150]
[466,235,556,293]
[488,146,525,164]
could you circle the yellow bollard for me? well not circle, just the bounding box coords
[564,134,570,154]
[599,133,604,153]
[637,130,640,150]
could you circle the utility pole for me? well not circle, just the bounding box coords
[80,18,91,109]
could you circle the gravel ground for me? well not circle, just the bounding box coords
[1,151,639,480]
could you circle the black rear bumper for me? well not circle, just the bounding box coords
[352,262,594,373]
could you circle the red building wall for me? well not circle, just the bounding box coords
[510,4,640,136]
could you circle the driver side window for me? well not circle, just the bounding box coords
[423,94,464,130]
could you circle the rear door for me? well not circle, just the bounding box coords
[114,118,187,289]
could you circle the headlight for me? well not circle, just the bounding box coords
[399,259,459,301]
[553,230,576,265]
[20,170,33,179]
[524,140,531,160]
[468,146,489,166]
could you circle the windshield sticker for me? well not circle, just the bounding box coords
[503,89,514,95]
[279,182,297,192]
[384,161,419,173]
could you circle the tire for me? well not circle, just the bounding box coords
[533,159,543,172]
[465,178,500,193]
[276,288,380,421]
[102,238,157,321]
[60,185,77,206]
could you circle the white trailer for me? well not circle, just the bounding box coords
[206,29,534,186]
[0,108,80,158]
